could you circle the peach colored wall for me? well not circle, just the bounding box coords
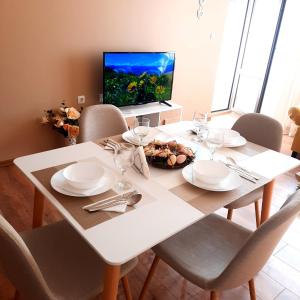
[0,0,229,161]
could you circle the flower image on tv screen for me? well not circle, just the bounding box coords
[103,52,175,107]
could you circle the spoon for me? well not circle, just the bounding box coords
[226,156,260,180]
[86,193,142,212]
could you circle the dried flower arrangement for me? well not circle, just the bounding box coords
[41,102,83,143]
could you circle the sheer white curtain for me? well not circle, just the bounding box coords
[261,0,300,135]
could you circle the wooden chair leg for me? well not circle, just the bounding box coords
[32,188,45,228]
[248,279,256,300]
[254,201,260,227]
[227,208,233,220]
[14,290,21,300]
[139,255,160,300]
[210,291,219,300]
[122,276,133,300]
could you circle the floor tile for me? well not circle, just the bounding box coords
[221,286,263,300]
[263,256,300,297]
[247,272,284,300]
[275,245,300,272]
[282,227,300,251]
[275,289,300,300]
[273,240,287,255]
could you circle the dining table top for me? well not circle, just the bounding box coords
[14,121,300,266]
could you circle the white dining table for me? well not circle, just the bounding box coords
[14,121,300,300]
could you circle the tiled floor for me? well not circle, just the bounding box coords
[1,113,300,299]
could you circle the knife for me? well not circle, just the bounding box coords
[226,165,257,183]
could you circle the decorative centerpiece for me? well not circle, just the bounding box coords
[41,102,82,145]
[144,140,195,169]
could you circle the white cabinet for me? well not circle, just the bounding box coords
[118,101,182,128]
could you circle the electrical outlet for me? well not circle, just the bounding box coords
[77,95,85,104]
[99,93,103,103]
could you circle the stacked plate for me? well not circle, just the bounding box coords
[50,161,115,197]
[223,129,247,147]
[122,129,156,146]
[182,160,242,191]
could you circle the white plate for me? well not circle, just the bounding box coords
[182,164,242,192]
[122,130,155,146]
[50,168,116,197]
[223,136,247,147]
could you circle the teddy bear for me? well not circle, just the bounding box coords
[288,106,300,158]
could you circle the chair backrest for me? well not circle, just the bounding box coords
[0,213,55,300]
[232,113,283,151]
[213,190,300,290]
[79,104,128,142]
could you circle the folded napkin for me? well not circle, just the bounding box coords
[102,203,127,213]
[133,146,150,179]
[83,190,137,213]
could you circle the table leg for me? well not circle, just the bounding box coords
[101,264,121,300]
[32,188,45,228]
[260,180,275,224]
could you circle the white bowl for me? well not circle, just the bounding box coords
[193,160,230,185]
[223,129,240,144]
[63,162,104,190]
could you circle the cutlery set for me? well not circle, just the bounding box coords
[82,190,142,212]
[100,139,122,151]
[224,157,259,183]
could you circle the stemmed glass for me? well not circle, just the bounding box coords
[193,112,209,143]
[206,128,224,160]
[113,143,135,192]
[132,117,150,146]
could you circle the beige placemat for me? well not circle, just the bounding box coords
[235,141,267,157]
[169,173,270,214]
[96,132,270,214]
[32,163,134,230]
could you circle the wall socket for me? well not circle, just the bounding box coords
[77,95,85,104]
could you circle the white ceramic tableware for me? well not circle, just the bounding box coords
[63,161,104,190]
[182,164,242,192]
[193,160,230,185]
[122,130,155,146]
[51,168,115,197]
[223,136,247,147]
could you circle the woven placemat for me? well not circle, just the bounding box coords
[32,163,134,230]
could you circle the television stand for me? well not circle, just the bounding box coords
[119,101,182,128]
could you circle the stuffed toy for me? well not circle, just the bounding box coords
[288,106,300,157]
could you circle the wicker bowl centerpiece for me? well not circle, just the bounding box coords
[144,140,195,169]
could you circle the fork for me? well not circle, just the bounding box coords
[106,139,121,149]
[82,190,137,210]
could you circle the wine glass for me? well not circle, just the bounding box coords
[132,117,150,146]
[192,112,209,142]
[206,128,224,160]
[113,143,135,191]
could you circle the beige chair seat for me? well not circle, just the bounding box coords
[225,187,263,210]
[225,113,283,226]
[153,214,251,290]
[140,191,300,300]
[20,220,137,300]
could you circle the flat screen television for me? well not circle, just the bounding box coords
[103,52,175,107]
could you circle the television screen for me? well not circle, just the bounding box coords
[103,52,175,107]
